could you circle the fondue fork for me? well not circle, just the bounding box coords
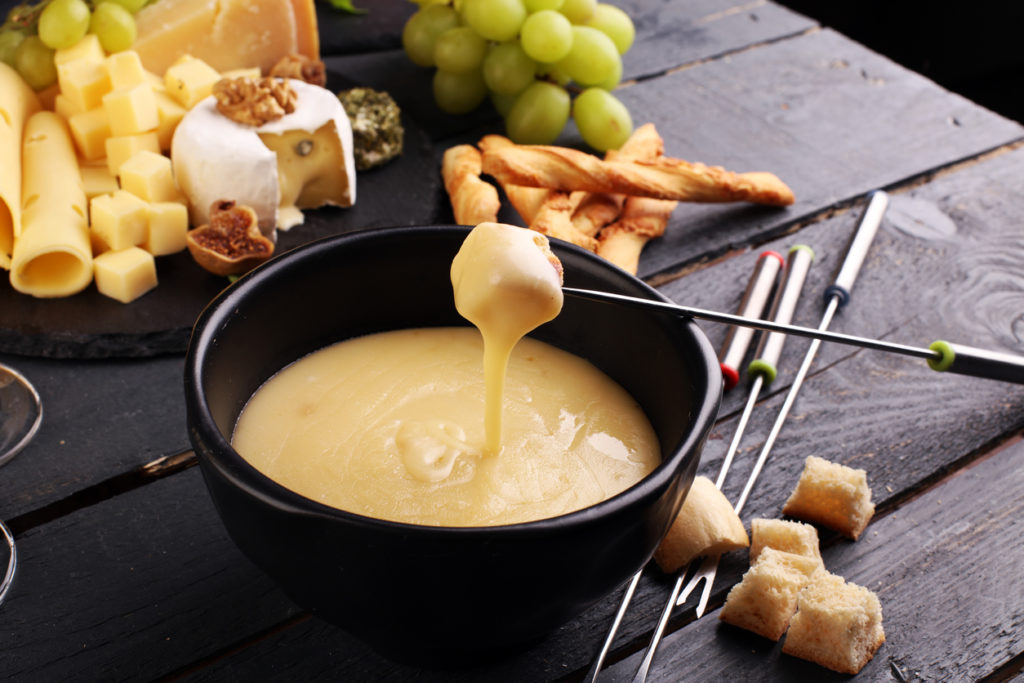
[565,202,1023,382]
[583,250,785,683]
[628,245,816,683]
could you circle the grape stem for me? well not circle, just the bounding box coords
[3,2,47,32]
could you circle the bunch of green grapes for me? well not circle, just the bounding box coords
[1,0,147,90]
[402,0,636,151]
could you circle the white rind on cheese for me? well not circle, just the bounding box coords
[171,79,356,235]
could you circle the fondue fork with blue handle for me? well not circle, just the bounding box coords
[628,244,815,683]
[582,250,784,683]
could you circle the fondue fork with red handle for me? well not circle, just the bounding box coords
[629,244,815,683]
[583,249,785,683]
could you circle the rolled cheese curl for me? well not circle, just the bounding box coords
[0,63,42,270]
[10,112,93,298]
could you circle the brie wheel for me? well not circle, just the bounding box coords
[171,79,356,235]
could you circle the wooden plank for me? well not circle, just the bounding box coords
[602,436,1024,681]
[619,27,1024,278]
[0,353,189,520]
[0,468,301,681]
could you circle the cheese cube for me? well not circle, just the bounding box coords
[68,108,112,161]
[93,247,158,303]
[103,83,159,136]
[54,93,84,119]
[154,91,187,151]
[105,50,148,89]
[220,67,261,80]
[90,190,149,250]
[120,150,180,203]
[54,34,105,67]
[164,56,220,109]
[58,58,112,112]
[145,202,188,255]
[80,164,120,200]
[105,132,161,177]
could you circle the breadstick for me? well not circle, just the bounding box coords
[596,196,678,275]
[442,144,501,225]
[481,144,795,206]
[528,190,597,251]
[571,123,666,237]
[477,134,552,223]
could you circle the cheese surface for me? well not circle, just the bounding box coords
[172,80,356,233]
[450,222,563,453]
[0,63,42,270]
[133,0,320,75]
[10,112,93,297]
[232,328,660,527]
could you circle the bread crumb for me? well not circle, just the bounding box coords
[782,570,885,674]
[720,547,821,640]
[654,476,748,573]
[782,456,875,539]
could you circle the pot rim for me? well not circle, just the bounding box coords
[185,224,722,539]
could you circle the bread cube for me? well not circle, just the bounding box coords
[783,456,875,540]
[750,518,823,566]
[782,570,885,674]
[719,547,821,640]
[90,190,148,251]
[105,131,161,177]
[103,83,159,137]
[164,56,220,109]
[68,108,112,161]
[654,476,748,573]
[93,247,157,303]
[145,202,188,255]
[120,150,181,203]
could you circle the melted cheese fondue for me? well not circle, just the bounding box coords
[231,223,660,526]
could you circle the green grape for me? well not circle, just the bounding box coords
[402,4,460,67]
[558,0,596,23]
[37,0,91,50]
[520,9,573,64]
[14,35,57,90]
[462,0,526,43]
[572,87,632,151]
[525,0,563,9]
[587,3,634,54]
[594,50,621,90]
[482,42,536,96]
[490,90,517,117]
[102,0,149,12]
[433,26,487,74]
[90,2,137,53]
[506,81,570,144]
[557,25,619,86]
[536,61,571,86]
[0,31,26,67]
[433,68,487,114]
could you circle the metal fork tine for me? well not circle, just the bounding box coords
[694,561,717,617]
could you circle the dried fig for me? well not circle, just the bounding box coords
[187,200,274,276]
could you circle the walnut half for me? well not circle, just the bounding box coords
[269,53,327,87]
[213,77,297,126]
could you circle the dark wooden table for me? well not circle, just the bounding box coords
[3,1,1024,680]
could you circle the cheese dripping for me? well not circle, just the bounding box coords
[450,222,564,454]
